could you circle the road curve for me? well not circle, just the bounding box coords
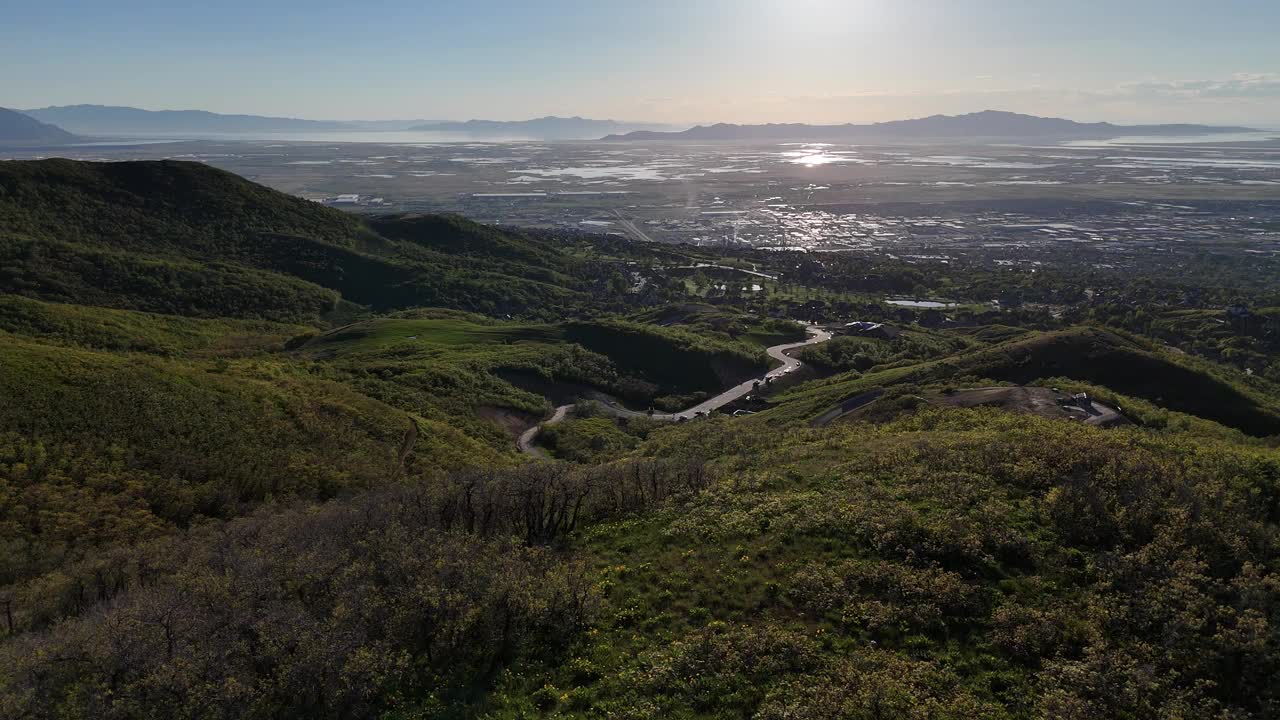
[517,326,832,455]
[660,326,832,420]
[517,404,572,457]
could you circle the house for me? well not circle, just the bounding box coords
[840,322,901,340]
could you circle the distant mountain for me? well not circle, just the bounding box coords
[342,119,446,131]
[0,107,78,146]
[20,106,674,139]
[603,110,1254,141]
[410,116,678,140]
[22,105,358,135]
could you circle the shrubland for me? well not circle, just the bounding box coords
[473,409,1280,719]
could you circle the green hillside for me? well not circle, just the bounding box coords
[0,330,497,591]
[492,410,1280,719]
[0,294,306,356]
[780,326,1280,437]
[5,405,1279,719]
[0,160,623,321]
[563,319,768,400]
[931,327,1280,436]
[295,314,771,418]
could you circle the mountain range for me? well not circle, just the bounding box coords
[22,105,362,135]
[409,116,678,139]
[602,110,1256,141]
[0,107,79,146]
[20,106,674,139]
[11,106,1255,143]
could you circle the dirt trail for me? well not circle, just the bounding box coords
[396,417,419,476]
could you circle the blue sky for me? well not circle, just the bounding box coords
[4,0,1279,124]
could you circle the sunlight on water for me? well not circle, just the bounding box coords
[781,145,866,166]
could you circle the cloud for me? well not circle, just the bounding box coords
[1114,74,1280,100]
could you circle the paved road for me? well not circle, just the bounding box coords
[612,210,657,243]
[1077,398,1125,427]
[517,326,833,454]
[517,404,571,457]
[663,326,832,419]
[671,263,780,281]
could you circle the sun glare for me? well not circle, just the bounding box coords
[769,0,866,32]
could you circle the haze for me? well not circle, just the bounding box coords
[4,0,1280,125]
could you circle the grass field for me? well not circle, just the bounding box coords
[302,315,564,354]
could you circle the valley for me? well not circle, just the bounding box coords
[7,130,1278,288]
[0,157,1278,719]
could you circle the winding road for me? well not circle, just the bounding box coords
[517,326,832,455]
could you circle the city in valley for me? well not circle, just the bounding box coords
[10,129,1278,283]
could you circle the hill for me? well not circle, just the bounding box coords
[935,327,1280,435]
[21,104,356,135]
[0,159,622,321]
[0,297,549,635]
[603,109,1253,141]
[6,391,1280,718]
[781,326,1280,437]
[0,108,78,146]
[410,116,678,140]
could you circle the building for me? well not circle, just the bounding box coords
[840,322,901,340]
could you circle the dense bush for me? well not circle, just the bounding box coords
[0,331,504,596]
[0,456,723,717]
[540,416,639,464]
[798,330,969,373]
[0,495,596,720]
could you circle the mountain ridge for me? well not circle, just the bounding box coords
[602,109,1255,141]
[0,107,78,146]
[22,106,677,138]
[0,159,613,321]
[23,104,359,135]
[408,115,677,139]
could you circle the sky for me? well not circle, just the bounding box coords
[4,0,1280,126]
